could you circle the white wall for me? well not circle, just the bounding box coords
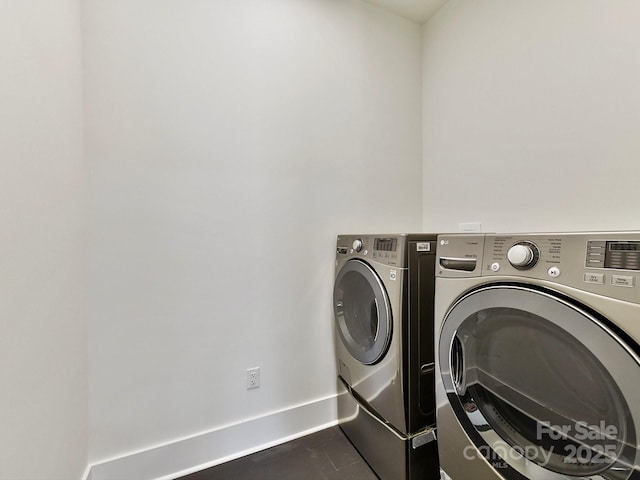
[423,0,640,233]
[83,0,422,466]
[0,0,87,479]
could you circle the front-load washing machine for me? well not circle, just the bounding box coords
[435,232,640,480]
[333,234,440,480]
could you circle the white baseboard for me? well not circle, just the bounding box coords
[87,394,338,480]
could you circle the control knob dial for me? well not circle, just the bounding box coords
[352,239,363,252]
[507,242,539,269]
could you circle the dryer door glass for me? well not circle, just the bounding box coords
[439,285,640,480]
[333,259,392,365]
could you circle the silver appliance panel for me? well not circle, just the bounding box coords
[435,232,640,480]
[337,377,438,480]
[334,234,408,433]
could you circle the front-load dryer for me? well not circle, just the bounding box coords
[334,234,440,480]
[435,232,640,480]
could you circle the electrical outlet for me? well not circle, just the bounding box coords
[246,367,260,390]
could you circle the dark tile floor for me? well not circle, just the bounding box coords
[179,426,378,480]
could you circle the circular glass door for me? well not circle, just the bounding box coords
[333,259,392,365]
[439,284,640,480]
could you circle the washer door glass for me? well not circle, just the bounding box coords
[333,259,392,365]
[439,285,640,480]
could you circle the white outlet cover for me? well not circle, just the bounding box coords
[459,222,482,232]
[246,367,260,390]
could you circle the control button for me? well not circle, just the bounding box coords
[507,242,540,269]
[490,262,500,272]
[584,273,605,285]
[547,266,560,278]
[352,239,363,252]
[363,249,368,256]
[611,275,635,287]
[586,241,607,267]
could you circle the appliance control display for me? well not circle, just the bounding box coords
[374,238,398,252]
[586,241,640,271]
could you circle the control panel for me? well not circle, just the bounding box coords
[336,235,404,267]
[485,233,640,305]
[586,240,640,271]
[486,235,562,277]
[436,232,640,305]
[337,234,436,269]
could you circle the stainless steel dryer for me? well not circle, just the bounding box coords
[334,234,439,480]
[435,232,640,480]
